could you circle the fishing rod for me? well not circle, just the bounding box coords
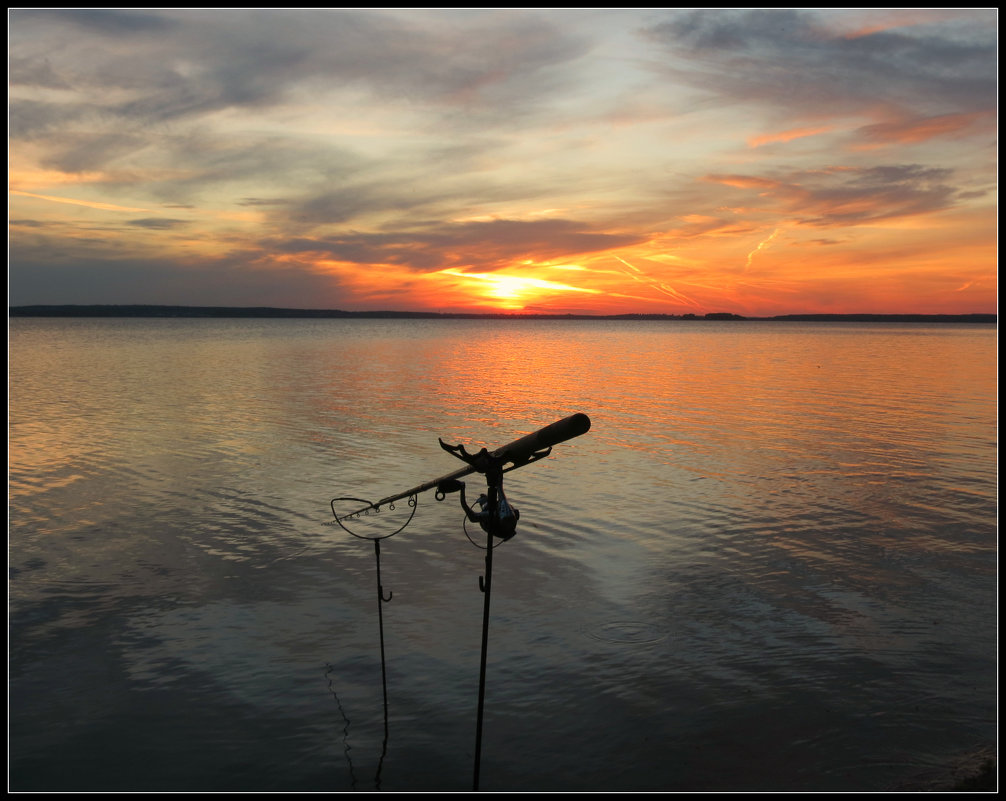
[336,412,591,521]
[330,412,591,791]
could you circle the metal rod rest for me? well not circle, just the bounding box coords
[472,516,495,791]
[335,413,592,792]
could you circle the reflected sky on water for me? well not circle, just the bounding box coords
[9,318,997,791]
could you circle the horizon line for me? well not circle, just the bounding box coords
[7,304,997,323]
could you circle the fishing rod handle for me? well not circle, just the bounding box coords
[491,412,591,465]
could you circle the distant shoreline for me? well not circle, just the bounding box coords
[7,305,997,324]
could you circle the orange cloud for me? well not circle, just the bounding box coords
[855,112,993,146]
[748,125,834,148]
[705,174,782,191]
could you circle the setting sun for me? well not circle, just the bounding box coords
[437,268,602,309]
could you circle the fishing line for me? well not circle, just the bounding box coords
[323,662,388,790]
[324,663,358,790]
[462,514,511,551]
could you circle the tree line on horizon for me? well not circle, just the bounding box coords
[7,304,996,324]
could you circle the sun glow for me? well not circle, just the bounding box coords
[438,268,602,308]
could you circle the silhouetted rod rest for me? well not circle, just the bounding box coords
[345,413,591,517]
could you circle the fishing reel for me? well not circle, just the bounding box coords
[436,476,518,542]
[435,441,521,542]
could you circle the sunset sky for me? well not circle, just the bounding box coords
[9,8,998,316]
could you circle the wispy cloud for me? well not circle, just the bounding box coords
[11,190,149,213]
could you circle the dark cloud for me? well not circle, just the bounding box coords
[147,134,361,196]
[8,99,93,139]
[127,218,189,229]
[238,197,292,207]
[36,132,151,174]
[289,188,389,227]
[7,56,71,90]
[278,150,556,230]
[12,8,180,35]
[645,9,997,118]
[10,213,640,305]
[266,218,644,272]
[32,129,366,206]
[806,165,957,225]
[706,163,958,227]
[657,8,816,52]
[8,249,352,309]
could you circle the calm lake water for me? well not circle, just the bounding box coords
[8,317,997,791]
